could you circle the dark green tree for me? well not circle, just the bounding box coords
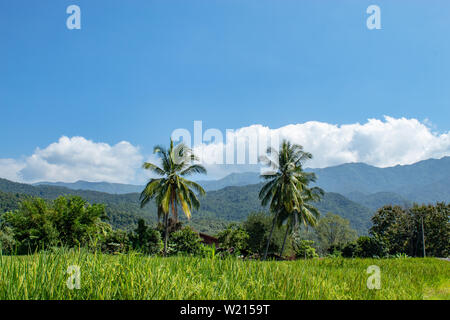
[217,223,250,253]
[315,212,357,253]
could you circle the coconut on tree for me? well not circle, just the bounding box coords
[259,139,322,260]
[139,139,207,255]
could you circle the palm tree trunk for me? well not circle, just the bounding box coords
[279,224,289,257]
[163,213,169,256]
[263,212,278,260]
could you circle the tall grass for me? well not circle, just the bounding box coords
[0,249,448,300]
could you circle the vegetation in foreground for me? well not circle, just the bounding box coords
[0,249,448,300]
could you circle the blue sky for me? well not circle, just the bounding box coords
[0,1,449,182]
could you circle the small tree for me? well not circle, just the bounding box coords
[354,236,387,258]
[292,237,318,259]
[243,212,284,256]
[169,226,203,255]
[217,223,249,253]
[130,219,163,255]
[316,212,357,253]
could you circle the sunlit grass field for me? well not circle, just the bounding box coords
[0,249,448,300]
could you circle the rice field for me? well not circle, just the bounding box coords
[0,249,448,300]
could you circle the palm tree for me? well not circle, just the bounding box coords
[259,139,322,260]
[277,187,323,257]
[139,139,207,255]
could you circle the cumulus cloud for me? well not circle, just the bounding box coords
[0,159,26,182]
[0,117,449,183]
[190,116,450,174]
[0,136,143,184]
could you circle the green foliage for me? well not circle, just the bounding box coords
[0,178,373,235]
[0,226,16,255]
[341,242,358,258]
[370,203,450,257]
[1,197,60,253]
[169,226,204,255]
[315,212,358,253]
[242,212,284,255]
[139,139,207,255]
[100,228,131,254]
[292,238,318,259]
[0,196,111,254]
[216,223,249,253]
[355,236,387,258]
[130,219,162,255]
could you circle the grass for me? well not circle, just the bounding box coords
[0,249,448,300]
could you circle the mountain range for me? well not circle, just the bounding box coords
[1,178,372,234]
[1,156,448,235]
[34,156,450,203]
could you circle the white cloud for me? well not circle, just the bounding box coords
[0,117,449,183]
[192,116,450,175]
[0,159,26,182]
[0,136,143,184]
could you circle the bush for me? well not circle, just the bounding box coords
[130,219,163,255]
[101,229,131,254]
[293,238,318,259]
[341,242,358,258]
[217,223,249,254]
[327,244,343,256]
[0,226,16,255]
[243,212,284,255]
[169,226,203,255]
[0,196,107,254]
[355,236,387,258]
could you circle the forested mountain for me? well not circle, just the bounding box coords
[32,157,450,205]
[0,178,372,234]
[344,191,411,211]
[309,156,450,201]
[33,171,263,194]
[33,180,142,194]
[197,172,263,191]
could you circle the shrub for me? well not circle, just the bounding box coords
[130,219,163,255]
[341,242,358,258]
[0,226,16,255]
[243,212,283,255]
[101,229,131,254]
[327,244,343,256]
[355,236,387,258]
[217,223,249,253]
[169,226,203,255]
[293,238,318,259]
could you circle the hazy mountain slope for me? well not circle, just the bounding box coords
[403,176,450,203]
[310,157,450,196]
[0,178,372,234]
[195,183,373,233]
[31,157,450,203]
[33,181,143,194]
[345,191,411,211]
[196,172,262,191]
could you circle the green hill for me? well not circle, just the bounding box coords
[0,178,373,234]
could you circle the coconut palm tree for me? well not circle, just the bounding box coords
[139,139,207,255]
[259,139,321,260]
[277,187,323,257]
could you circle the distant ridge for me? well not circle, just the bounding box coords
[309,156,450,203]
[0,178,373,234]
[26,156,450,211]
[33,180,142,194]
